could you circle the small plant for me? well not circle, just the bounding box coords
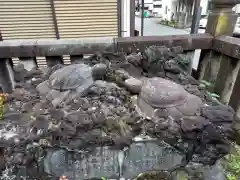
[206,91,220,102]
[159,19,177,27]
[168,20,177,27]
[199,80,220,102]
[160,19,169,25]
[199,80,211,89]
[0,93,7,120]
[221,144,240,180]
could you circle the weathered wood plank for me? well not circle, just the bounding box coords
[0,59,14,93]
[0,37,115,58]
[214,54,240,105]
[212,35,240,60]
[229,68,240,111]
[0,34,213,58]
[116,33,213,53]
[198,50,222,85]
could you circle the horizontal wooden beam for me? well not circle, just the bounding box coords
[212,35,240,60]
[0,37,115,58]
[116,33,213,53]
[0,34,214,58]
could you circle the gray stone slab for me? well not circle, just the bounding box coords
[73,147,119,179]
[43,142,184,179]
[123,142,184,179]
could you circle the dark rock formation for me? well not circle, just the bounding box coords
[0,47,235,180]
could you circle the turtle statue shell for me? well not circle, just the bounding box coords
[48,64,93,91]
[140,77,187,108]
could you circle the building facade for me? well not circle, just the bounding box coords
[138,0,209,21]
[234,4,240,14]
[0,0,134,40]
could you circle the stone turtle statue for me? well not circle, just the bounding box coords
[135,77,203,119]
[37,63,107,106]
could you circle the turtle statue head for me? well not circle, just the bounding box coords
[91,63,107,80]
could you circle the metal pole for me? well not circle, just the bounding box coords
[50,0,60,39]
[117,0,122,37]
[188,0,202,76]
[190,0,201,34]
[141,0,144,36]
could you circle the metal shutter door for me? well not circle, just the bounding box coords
[54,0,118,39]
[0,0,56,40]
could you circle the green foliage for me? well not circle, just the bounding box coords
[208,93,220,98]
[221,144,240,180]
[168,20,177,27]
[199,80,220,102]
[199,83,206,89]
[199,80,211,88]
[175,171,189,180]
[0,96,4,120]
[160,19,177,27]
[226,173,238,180]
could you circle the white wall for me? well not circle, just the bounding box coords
[161,0,175,21]
[158,0,209,19]
[139,0,154,10]
[121,0,131,37]
[152,0,163,14]
[142,0,153,4]
[200,0,209,15]
[234,4,240,14]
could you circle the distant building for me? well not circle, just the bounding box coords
[234,4,240,14]
[137,0,210,28]
[153,0,162,15]
[138,0,209,18]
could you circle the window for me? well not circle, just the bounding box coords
[165,6,167,14]
[154,5,162,8]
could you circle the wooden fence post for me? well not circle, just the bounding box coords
[0,59,14,93]
[198,0,239,83]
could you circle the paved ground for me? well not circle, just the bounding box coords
[135,17,189,36]
[135,17,205,36]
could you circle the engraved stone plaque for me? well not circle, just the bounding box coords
[43,142,184,179]
[123,142,184,179]
[44,147,119,179]
[73,146,119,179]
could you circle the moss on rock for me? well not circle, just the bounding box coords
[220,144,240,180]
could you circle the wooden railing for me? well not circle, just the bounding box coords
[199,35,240,118]
[1,33,240,117]
[0,34,212,92]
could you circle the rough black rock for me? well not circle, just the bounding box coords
[0,49,236,180]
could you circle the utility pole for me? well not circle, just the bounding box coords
[141,0,144,36]
[190,0,202,34]
[188,0,202,75]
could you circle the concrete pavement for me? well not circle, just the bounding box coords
[135,17,205,36]
[135,17,189,36]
